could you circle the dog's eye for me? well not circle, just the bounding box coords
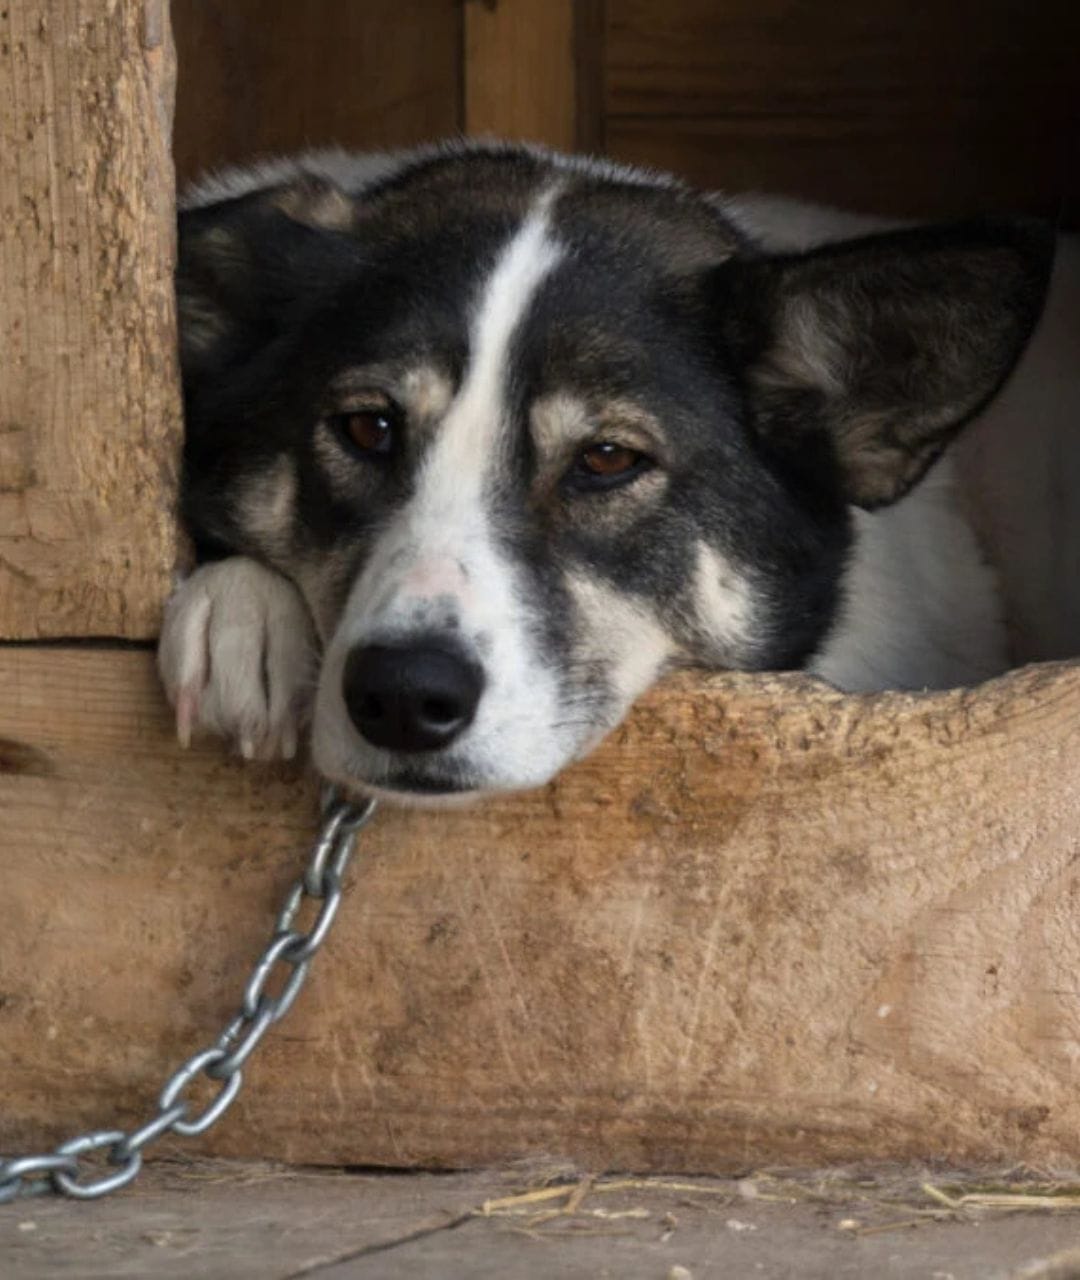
[581,443,640,475]
[327,403,400,457]
[567,442,652,491]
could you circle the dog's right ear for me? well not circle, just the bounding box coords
[176,176,359,383]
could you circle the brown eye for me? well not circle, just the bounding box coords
[567,441,652,492]
[580,443,641,476]
[328,402,399,457]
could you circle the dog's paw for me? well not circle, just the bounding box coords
[158,557,317,760]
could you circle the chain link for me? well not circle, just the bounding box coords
[0,793,377,1204]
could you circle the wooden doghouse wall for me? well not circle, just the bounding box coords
[3,1,1080,1175]
[603,0,1080,221]
[170,0,603,184]
[171,1,463,186]
[171,0,1079,220]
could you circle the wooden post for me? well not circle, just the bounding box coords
[464,0,605,151]
[0,0,182,640]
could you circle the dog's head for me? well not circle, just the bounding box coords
[177,146,1052,801]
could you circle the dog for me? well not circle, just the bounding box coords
[158,141,1062,804]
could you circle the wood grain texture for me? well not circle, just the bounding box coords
[464,0,604,151]
[171,1,462,188]
[606,0,1080,220]
[0,1,182,639]
[3,648,1080,1171]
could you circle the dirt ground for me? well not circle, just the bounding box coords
[6,1159,1080,1279]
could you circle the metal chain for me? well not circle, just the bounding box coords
[0,793,377,1203]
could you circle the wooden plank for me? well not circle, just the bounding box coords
[605,0,1080,219]
[3,648,1080,1171]
[171,1,463,188]
[464,0,604,151]
[0,0,182,640]
[10,1162,1080,1279]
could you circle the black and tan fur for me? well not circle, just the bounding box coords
[159,142,1054,801]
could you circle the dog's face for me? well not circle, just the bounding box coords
[178,147,1051,801]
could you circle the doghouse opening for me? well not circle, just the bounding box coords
[170,0,1080,687]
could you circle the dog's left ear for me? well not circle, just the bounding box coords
[177,175,359,384]
[715,217,1055,507]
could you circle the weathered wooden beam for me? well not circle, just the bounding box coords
[0,0,182,640]
[3,648,1079,1170]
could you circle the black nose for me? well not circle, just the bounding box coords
[342,643,484,753]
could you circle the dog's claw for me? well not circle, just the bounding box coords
[176,688,198,749]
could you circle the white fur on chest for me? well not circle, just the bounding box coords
[809,456,1008,692]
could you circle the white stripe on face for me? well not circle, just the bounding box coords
[417,190,564,525]
[315,190,575,793]
[347,187,564,618]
